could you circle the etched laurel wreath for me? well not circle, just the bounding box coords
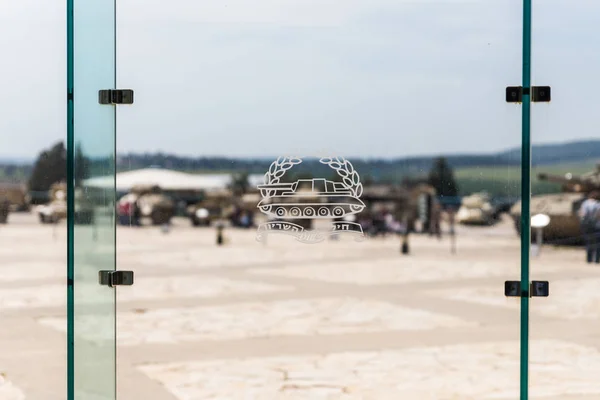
[262,156,362,198]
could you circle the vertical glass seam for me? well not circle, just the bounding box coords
[520,0,532,399]
[66,0,75,399]
[113,0,118,398]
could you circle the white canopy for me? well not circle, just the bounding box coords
[84,168,264,192]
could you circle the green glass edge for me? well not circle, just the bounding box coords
[66,0,75,398]
[112,0,118,397]
[520,0,532,399]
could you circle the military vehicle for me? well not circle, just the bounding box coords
[188,190,257,227]
[256,178,366,219]
[0,183,29,212]
[37,182,67,224]
[456,192,498,225]
[118,185,175,225]
[509,165,600,244]
[510,192,583,243]
[187,190,235,227]
[360,183,437,234]
[0,196,10,223]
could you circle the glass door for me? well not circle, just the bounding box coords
[114,1,527,398]
[529,1,600,399]
[68,0,117,399]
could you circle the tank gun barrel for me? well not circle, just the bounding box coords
[537,172,597,192]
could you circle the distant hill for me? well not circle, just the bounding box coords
[500,140,600,166]
[4,138,600,188]
[116,139,600,177]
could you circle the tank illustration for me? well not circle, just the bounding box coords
[118,185,175,225]
[256,178,366,219]
[456,192,499,225]
[509,165,600,244]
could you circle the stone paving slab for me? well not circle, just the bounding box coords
[249,257,531,285]
[137,339,600,400]
[4,214,600,399]
[127,245,373,271]
[0,276,293,310]
[39,297,476,346]
[0,261,64,283]
[428,277,600,320]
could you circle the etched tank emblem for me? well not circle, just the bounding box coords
[256,157,366,244]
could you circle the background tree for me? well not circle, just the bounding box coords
[74,143,90,187]
[28,141,66,193]
[230,172,249,196]
[427,156,459,197]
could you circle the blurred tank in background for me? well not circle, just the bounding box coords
[118,185,175,226]
[0,196,10,223]
[36,182,67,224]
[187,190,235,227]
[188,189,257,228]
[0,183,29,212]
[361,183,437,234]
[509,165,600,244]
[510,192,583,244]
[456,192,499,225]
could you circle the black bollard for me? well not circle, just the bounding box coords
[216,225,224,246]
[401,233,409,255]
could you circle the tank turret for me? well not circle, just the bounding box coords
[537,164,600,193]
[510,165,600,244]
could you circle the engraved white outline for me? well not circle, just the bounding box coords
[256,156,366,244]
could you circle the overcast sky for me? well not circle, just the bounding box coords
[1,0,599,160]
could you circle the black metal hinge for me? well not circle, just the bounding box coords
[505,280,549,297]
[506,86,551,103]
[98,89,134,105]
[99,270,134,287]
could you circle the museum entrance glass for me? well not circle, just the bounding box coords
[61,1,600,399]
[67,0,118,399]
[112,1,532,399]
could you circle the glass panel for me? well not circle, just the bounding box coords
[117,1,523,398]
[530,1,600,398]
[0,3,67,400]
[69,0,116,399]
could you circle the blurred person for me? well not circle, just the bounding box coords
[132,198,141,227]
[358,215,374,236]
[579,190,600,263]
[430,202,442,239]
[372,210,387,236]
[240,211,250,228]
[117,200,130,225]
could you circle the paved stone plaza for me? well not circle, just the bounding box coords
[2,213,600,399]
